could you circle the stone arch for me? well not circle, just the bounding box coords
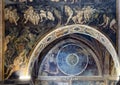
[21,24,120,78]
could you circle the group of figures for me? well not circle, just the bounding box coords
[64,5,96,25]
[4,6,54,25]
[4,7,19,25]
[4,27,36,79]
[24,6,55,25]
[4,4,117,32]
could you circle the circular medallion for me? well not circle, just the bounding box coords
[66,53,79,66]
[57,44,88,76]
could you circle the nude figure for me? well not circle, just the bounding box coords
[24,6,34,24]
[24,6,40,25]
[100,14,117,32]
[83,6,95,22]
[5,50,28,79]
[47,11,55,21]
[64,5,73,25]
[72,10,84,24]
[4,36,11,52]
[100,14,110,28]
[39,10,47,22]
[4,7,19,25]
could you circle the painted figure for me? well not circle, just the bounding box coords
[4,35,11,52]
[24,6,34,23]
[24,6,40,25]
[40,9,55,22]
[83,6,96,22]
[39,10,47,22]
[100,14,117,32]
[42,53,59,76]
[47,11,55,21]
[4,7,19,25]
[5,50,28,79]
[72,10,84,24]
[32,12,40,25]
[109,19,117,33]
[53,8,62,27]
[64,5,73,25]
[4,7,11,20]
[100,14,110,28]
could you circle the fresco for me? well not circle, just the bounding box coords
[4,0,118,81]
[39,39,98,77]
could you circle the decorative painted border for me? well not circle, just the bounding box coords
[0,0,3,81]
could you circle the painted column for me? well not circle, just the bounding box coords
[0,0,3,80]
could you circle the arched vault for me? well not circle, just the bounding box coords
[22,25,120,78]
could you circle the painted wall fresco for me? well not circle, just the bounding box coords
[39,39,98,77]
[4,0,118,81]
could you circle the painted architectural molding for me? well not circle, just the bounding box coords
[0,0,3,81]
